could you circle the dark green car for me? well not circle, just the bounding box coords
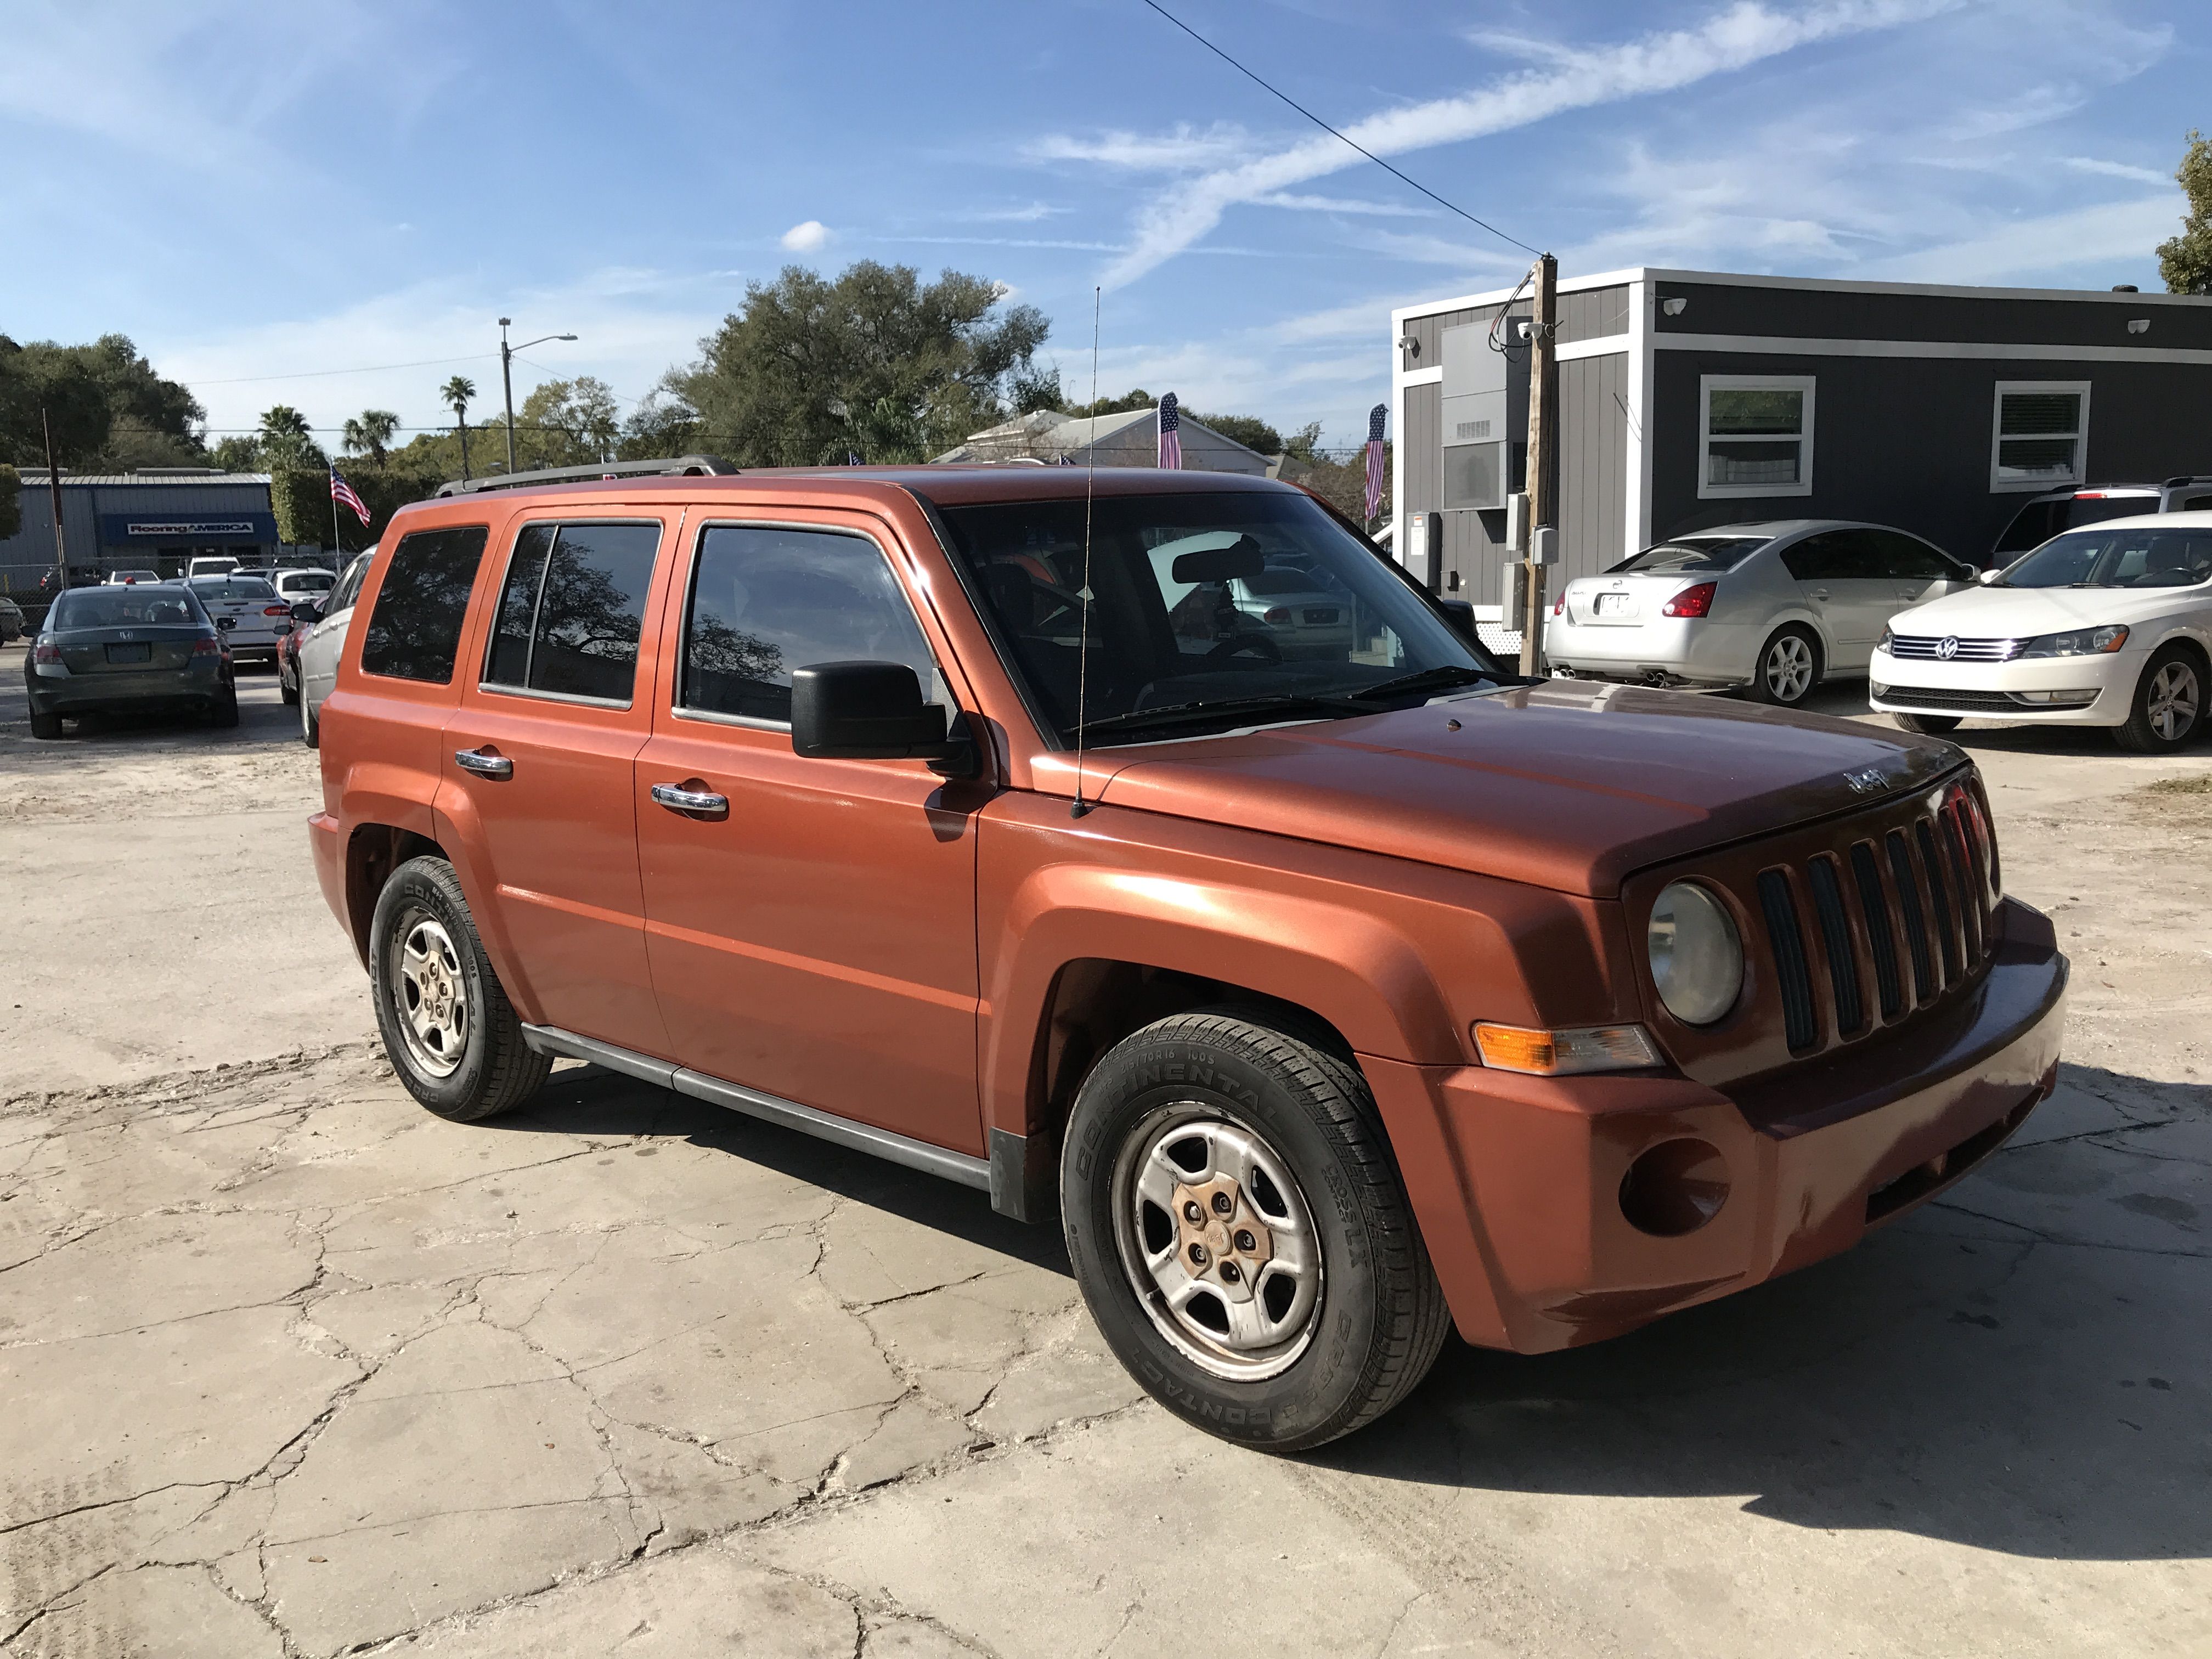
[26,583,238,738]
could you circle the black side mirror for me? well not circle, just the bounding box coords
[1437,597,1479,644]
[791,662,962,762]
[290,601,323,624]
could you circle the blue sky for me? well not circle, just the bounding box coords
[3,0,2203,453]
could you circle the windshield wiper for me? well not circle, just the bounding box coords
[1075,692,1369,738]
[1347,663,1498,703]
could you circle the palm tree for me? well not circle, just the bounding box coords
[341,409,399,466]
[442,376,477,481]
[257,405,324,470]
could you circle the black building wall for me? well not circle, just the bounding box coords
[1649,350,2212,563]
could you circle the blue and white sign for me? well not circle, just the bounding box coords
[98,512,279,546]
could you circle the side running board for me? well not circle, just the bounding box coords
[520,1024,993,1196]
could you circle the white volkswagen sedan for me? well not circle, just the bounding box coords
[1870,513,2210,752]
[1545,520,1976,707]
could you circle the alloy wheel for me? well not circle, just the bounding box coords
[1764,635,1814,702]
[390,910,470,1079]
[2147,661,2200,743]
[1110,1106,1323,1380]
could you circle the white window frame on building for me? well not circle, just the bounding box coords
[1989,380,2091,493]
[1697,374,1816,500]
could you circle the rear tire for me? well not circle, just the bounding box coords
[280,663,300,706]
[29,708,63,740]
[369,856,550,1122]
[208,685,239,729]
[1746,626,1822,707]
[1060,1009,1450,1451]
[2114,646,2203,753]
[302,691,319,748]
[1892,712,1961,735]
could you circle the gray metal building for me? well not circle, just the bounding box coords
[0,469,279,597]
[1391,268,2212,613]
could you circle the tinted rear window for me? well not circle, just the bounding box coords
[189,577,276,600]
[359,525,489,684]
[481,521,661,703]
[52,589,204,628]
[1610,537,1765,574]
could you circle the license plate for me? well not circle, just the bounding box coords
[105,642,151,664]
[1302,609,1338,625]
[1595,592,1631,615]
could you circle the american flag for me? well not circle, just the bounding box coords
[1363,403,1387,522]
[329,468,371,527]
[1156,392,1182,470]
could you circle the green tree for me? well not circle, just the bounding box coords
[667,261,1051,464]
[257,405,326,470]
[1063,387,1155,420]
[0,332,205,470]
[0,464,19,541]
[2157,129,2212,295]
[441,376,477,478]
[616,393,700,461]
[208,434,262,472]
[341,409,400,464]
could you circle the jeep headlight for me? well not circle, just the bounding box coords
[2021,624,2128,658]
[1647,882,1742,1026]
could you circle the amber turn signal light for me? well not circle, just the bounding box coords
[1472,1022,1663,1076]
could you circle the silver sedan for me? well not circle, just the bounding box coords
[1543,520,1977,707]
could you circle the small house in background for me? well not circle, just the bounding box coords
[935,408,1272,474]
[0,468,283,595]
[1389,268,2212,616]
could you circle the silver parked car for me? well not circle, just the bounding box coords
[1543,520,1978,707]
[185,573,294,667]
[296,550,373,747]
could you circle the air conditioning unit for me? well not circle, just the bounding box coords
[1439,321,1528,511]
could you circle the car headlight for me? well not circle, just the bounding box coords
[1877,626,1894,653]
[2021,624,2128,658]
[1647,881,1742,1026]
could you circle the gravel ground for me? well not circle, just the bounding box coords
[1,644,2206,1658]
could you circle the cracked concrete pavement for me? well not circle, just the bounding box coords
[1,649,2207,1656]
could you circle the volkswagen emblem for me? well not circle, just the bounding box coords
[1844,766,1886,795]
[1936,635,1960,659]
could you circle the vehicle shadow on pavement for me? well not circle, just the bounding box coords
[490,1059,1076,1278]
[1312,1059,2210,1562]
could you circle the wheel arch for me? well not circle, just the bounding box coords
[343,823,450,966]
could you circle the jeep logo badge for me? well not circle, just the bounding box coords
[1937,635,1960,659]
[1844,766,1886,794]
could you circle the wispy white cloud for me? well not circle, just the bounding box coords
[1858,194,2183,283]
[1026,122,1251,172]
[963,201,1066,223]
[1092,0,1960,288]
[2064,155,2171,184]
[1249,193,1436,218]
[780,219,832,253]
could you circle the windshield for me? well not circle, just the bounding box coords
[282,571,336,592]
[1999,526,2212,589]
[1609,537,1767,575]
[52,588,205,629]
[188,576,277,600]
[933,490,1500,746]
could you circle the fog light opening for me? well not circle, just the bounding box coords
[1620,1138,1730,1237]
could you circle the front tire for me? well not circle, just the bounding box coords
[1061,1011,1449,1451]
[369,856,550,1121]
[208,684,239,728]
[29,707,63,740]
[1892,712,1961,735]
[2114,646,2203,753]
[1746,626,1821,706]
[280,660,300,706]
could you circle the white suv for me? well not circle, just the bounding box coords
[1871,511,2211,752]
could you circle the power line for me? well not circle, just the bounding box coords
[1136,0,1543,259]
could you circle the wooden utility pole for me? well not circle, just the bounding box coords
[42,407,69,590]
[1519,253,1558,676]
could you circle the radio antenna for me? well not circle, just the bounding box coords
[1070,285,1101,820]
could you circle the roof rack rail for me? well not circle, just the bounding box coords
[433,455,738,496]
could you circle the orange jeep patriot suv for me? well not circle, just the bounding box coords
[311,461,2066,1449]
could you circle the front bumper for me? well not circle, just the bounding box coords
[1365,897,2067,1353]
[1868,645,2139,727]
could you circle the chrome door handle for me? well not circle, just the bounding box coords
[651,782,729,817]
[454,748,514,780]
[1809,588,1831,600]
